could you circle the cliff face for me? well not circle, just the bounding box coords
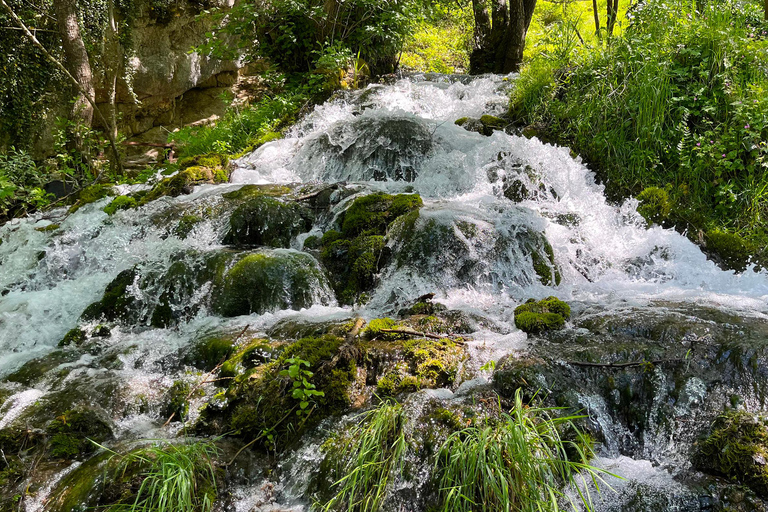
[28,0,242,159]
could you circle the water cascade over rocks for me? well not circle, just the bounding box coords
[3,74,768,511]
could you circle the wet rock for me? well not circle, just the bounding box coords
[80,269,140,323]
[212,250,334,317]
[46,408,113,460]
[223,195,311,248]
[103,195,138,215]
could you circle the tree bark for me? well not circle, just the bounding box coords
[104,0,121,143]
[502,0,536,73]
[471,0,537,74]
[592,0,601,39]
[52,0,95,128]
[471,0,491,50]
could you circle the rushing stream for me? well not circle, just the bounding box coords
[3,73,768,511]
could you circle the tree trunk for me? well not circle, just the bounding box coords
[490,0,509,71]
[764,0,767,21]
[502,0,536,73]
[471,0,491,50]
[592,0,601,39]
[607,0,619,36]
[52,0,94,128]
[104,0,120,144]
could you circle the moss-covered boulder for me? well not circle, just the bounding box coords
[513,296,571,334]
[212,250,334,317]
[80,269,139,323]
[706,230,755,272]
[223,195,311,248]
[140,165,229,205]
[58,327,87,347]
[184,336,236,371]
[694,411,768,497]
[46,409,113,460]
[455,115,506,136]
[177,152,229,172]
[317,192,423,305]
[68,184,116,213]
[198,335,359,449]
[103,195,137,215]
[636,186,672,226]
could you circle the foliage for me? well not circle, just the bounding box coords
[280,357,325,417]
[400,2,473,73]
[199,0,426,74]
[434,389,610,512]
[321,401,408,512]
[104,440,219,512]
[511,0,768,266]
[0,146,54,221]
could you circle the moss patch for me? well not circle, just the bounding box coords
[80,269,138,323]
[706,230,755,272]
[636,187,672,225]
[514,296,571,334]
[103,195,137,215]
[318,192,422,304]
[68,184,115,213]
[58,327,87,347]
[46,409,113,460]
[694,411,768,497]
[140,165,229,205]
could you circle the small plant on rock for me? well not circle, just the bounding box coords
[281,357,325,417]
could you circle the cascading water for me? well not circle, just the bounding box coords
[3,73,768,511]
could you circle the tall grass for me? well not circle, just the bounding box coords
[106,440,219,512]
[434,389,612,512]
[322,401,408,512]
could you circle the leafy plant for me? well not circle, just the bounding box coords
[321,401,408,512]
[280,357,325,416]
[434,389,613,512]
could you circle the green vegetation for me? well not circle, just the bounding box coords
[400,2,472,73]
[318,193,423,304]
[694,410,768,497]
[104,195,138,216]
[435,389,606,512]
[46,409,112,460]
[510,0,768,269]
[104,441,219,512]
[514,297,571,334]
[322,401,408,512]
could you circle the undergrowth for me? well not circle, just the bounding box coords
[510,0,768,267]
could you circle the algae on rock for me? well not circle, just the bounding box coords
[513,296,571,334]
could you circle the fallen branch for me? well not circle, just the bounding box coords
[567,358,683,369]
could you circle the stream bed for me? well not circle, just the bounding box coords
[2,74,768,511]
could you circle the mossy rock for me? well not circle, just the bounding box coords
[68,184,116,213]
[224,195,311,248]
[201,335,359,449]
[184,336,235,371]
[174,214,204,239]
[178,152,229,171]
[529,237,561,286]
[103,195,137,215]
[706,230,754,272]
[480,114,506,131]
[221,184,291,201]
[514,296,571,334]
[80,269,138,323]
[46,409,113,460]
[636,186,672,225]
[162,381,192,422]
[694,411,768,497]
[212,250,333,317]
[140,166,229,205]
[58,327,87,347]
[318,193,422,305]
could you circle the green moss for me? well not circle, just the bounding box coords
[35,223,60,232]
[221,184,291,200]
[178,152,229,171]
[480,114,505,129]
[58,327,86,347]
[318,193,422,305]
[80,269,138,322]
[103,195,137,215]
[174,214,204,239]
[140,166,229,205]
[530,239,561,286]
[636,187,672,225]
[224,196,310,247]
[46,409,112,460]
[694,411,768,497]
[341,192,423,238]
[303,235,321,250]
[363,318,400,339]
[514,296,571,334]
[164,381,191,422]
[213,251,328,317]
[186,337,235,371]
[706,230,754,272]
[454,117,469,126]
[69,184,115,213]
[402,337,463,387]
